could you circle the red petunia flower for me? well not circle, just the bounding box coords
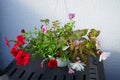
[11,43,20,57]
[15,50,30,66]
[48,59,57,68]
[16,35,26,45]
[4,37,10,48]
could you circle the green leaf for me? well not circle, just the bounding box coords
[52,20,61,30]
[64,21,75,31]
[40,19,49,25]
[88,29,100,38]
[89,50,96,57]
[81,54,88,65]
[69,51,77,62]
[85,39,96,49]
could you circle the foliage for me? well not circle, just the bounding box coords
[23,19,100,65]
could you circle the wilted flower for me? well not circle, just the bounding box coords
[4,37,10,48]
[21,29,25,33]
[97,49,102,55]
[57,52,62,57]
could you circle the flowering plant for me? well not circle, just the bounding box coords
[5,13,110,74]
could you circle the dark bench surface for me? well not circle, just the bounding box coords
[6,56,105,80]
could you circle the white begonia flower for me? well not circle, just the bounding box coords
[99,52,111,62]
[69,61,86,71]
[62,46,69,51]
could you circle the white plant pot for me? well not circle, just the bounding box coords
[56,58,70,67]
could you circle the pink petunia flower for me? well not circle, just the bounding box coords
[41,25,47,34]
[40,59,45,68]
[68,13,75,20]
[68,67,75,74]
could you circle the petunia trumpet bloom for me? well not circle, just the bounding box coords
[48,59,58,68]
[11,43,20,57]
[16,35,26,45]
[15,50,30,66]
